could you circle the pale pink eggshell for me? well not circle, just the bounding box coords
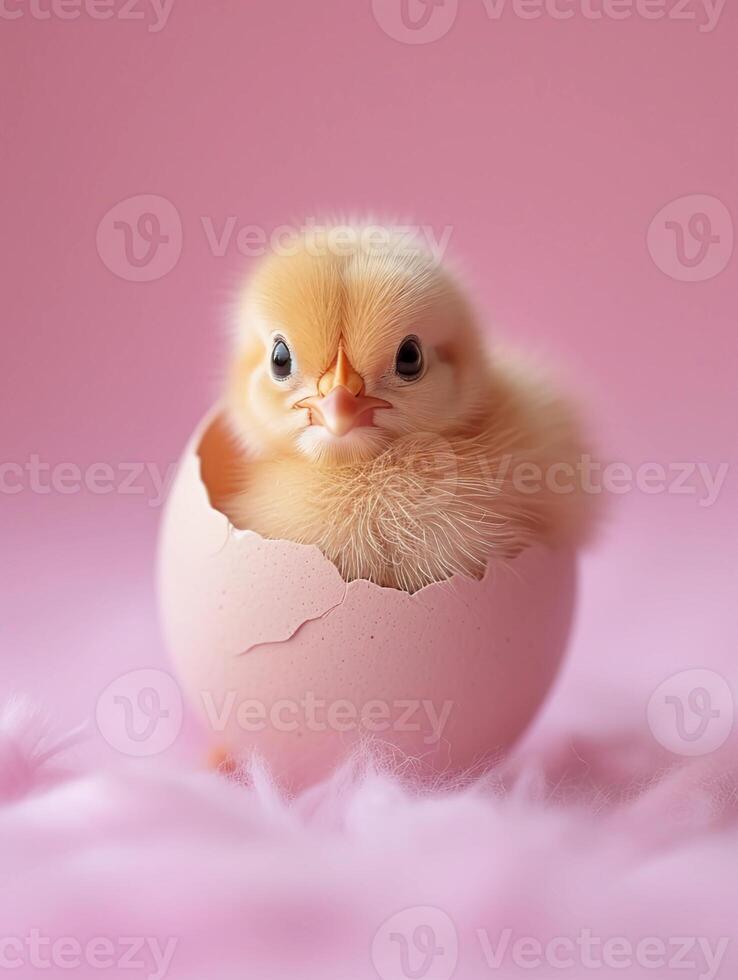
[158,411,578,790]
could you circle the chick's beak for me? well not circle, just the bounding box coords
[295,347,391,436]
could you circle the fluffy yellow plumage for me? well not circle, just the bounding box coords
[216,226,589,593]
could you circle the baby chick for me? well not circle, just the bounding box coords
[219,226,589,593]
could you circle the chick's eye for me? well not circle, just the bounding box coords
[270,339,292,379]
[395,336,424,380]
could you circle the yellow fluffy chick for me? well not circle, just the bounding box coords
[219,227,589,593]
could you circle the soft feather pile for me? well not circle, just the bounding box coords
[1,700,736,980]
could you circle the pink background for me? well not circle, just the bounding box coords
[1,1,736,757]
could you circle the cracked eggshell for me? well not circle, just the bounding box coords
[158,410,578,791]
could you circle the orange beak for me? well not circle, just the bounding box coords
[295,347,391,437]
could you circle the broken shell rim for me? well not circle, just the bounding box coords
[188,403,559,602]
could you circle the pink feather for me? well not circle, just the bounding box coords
[0,700,736,979]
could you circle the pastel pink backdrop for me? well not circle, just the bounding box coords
[1,1,736,762]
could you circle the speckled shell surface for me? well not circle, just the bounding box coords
[158,412,577,789]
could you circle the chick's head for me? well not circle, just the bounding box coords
[227,227,487,466]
